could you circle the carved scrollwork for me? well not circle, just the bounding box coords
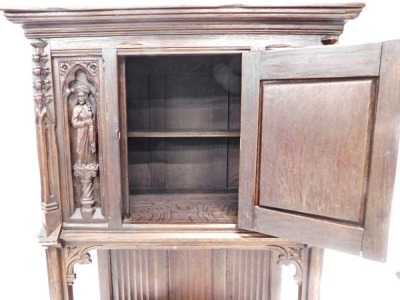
[32,52,49,63]
[276,246,304,284]
[59,60,99,79]
[32,42,53,123]
[33,80,52,92]
[267,245,305,285]
[32,65,51,77]
[65,246,94,286]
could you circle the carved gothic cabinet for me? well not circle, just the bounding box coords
[3,3,400,300]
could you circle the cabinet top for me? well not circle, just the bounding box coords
[2,3,364,39]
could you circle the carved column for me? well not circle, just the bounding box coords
[31,39,62,236]
[73,165,99,219]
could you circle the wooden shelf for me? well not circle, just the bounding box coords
[128,192,238,224]
[127,130,240,138]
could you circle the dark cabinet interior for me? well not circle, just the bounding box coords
[123,54,242,224]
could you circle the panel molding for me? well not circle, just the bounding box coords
[258,79,377,223]
[254,206,363,255]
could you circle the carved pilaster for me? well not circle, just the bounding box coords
[31,39,62,237]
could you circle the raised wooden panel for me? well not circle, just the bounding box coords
[239,41,400,261]
[259,79,375,223]
[108,249,280,300]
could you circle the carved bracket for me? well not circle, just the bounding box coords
[65,246,94,286]
[268,245,305,285]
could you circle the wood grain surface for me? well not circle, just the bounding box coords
[362,40,400,261]
[128,193,238,223]
[259,79,375,223]
[3,5,364,38]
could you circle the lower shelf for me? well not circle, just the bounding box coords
[127,192,238,223]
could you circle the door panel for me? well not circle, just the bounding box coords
[259,79,375,223]
[238,41,400,261]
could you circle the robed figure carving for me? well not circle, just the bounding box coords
[71,84,99,219]
[71,85,97,166]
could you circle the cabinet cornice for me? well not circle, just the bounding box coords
[2,4,364,38]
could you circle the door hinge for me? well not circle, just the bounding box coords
[115,130,121,140]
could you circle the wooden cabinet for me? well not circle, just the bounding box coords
[2,3,399,300]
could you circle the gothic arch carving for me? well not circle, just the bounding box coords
[59,60,104,221]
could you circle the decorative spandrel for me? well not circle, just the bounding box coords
[61,60,104,221]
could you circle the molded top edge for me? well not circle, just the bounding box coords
[1,3,365,39]
[1,2,365,13]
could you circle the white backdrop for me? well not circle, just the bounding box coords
[0,1,399,299]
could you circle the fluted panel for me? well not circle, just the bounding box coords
[110,249,169,300]
[226,249,273,300]
[108,249,279,300]
[168,249,226,300]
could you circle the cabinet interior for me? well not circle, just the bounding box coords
[123,54,242,224]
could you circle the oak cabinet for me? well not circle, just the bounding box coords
[2,3,399,300]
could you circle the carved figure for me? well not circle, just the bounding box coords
[70,84,99,219]
[71,85,96,167]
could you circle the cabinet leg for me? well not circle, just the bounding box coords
[98,250,113,300]
[300,247,324,300]
[46,246,73,300]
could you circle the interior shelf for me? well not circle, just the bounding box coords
[124,54,242,225]
[128,130,240,138]
[127,192,238,224]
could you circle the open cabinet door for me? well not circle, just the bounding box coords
[238,41,400,261]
